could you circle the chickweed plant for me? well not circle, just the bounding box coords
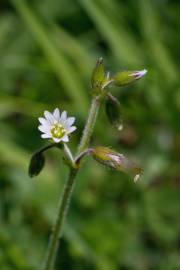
[29,58,147,270]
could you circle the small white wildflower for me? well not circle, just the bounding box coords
[38,108,76,143]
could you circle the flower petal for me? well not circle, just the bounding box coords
[132,69,147,79]
[52,137,61,143]
[41,133,51,139]
[60,111,67,123]
[66,126,76,134]
[53,108,60,120]
[38,119,50,129]
[38,125,50,134]
[66,117,75,127]
[62,135,69,142]
[44,111,54,124]
[38,117,50,127]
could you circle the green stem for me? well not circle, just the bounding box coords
[43,168,77,270]
[77,97,100,155]
[63,143,76,168]
[43,97,101,270]
[39,143,57,154]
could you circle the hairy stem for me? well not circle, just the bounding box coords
[43,169,77,270]
[39,143,57,154]
[77,97,100,155]
[63,143,76,168]
[43,97,101,270]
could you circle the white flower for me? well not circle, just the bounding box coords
[38,108,76,143]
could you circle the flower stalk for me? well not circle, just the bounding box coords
[77,97,101,155]
[63,143,76,168]
[43,96,102,270]
[43,168,77,270]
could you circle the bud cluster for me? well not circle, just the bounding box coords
[91,57,147,97]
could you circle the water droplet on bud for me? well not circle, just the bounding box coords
[134,174,141,183]
[117,123,123,131]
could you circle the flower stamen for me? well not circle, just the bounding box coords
[51,123,66,139]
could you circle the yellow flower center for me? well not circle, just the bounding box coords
[51,123,66,139]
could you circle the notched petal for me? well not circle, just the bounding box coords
[52,137,61,143]
[41,133,51,139]
[67,126,76,133]
[38,117,49,126]
[62,135,69,142]
[53,108,60,120]
[44,111,54,123]
[66,117,75,126]
[60,111,67,122]
[38,125,50,134]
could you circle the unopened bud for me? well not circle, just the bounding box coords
[28,144,58,177]
[105,94,123,130]
[91,57,105,88]
[28,151,45,177]
[113,69,147,87]
[92,146,142,182]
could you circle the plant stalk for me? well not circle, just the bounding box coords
[43,97,101,270]
[77,97,100,154]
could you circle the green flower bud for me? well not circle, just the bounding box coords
[113,69,147,87]
[92,146,142,182]
[91,57,105,89]
[105,94,123,131]
[28,151,45,177]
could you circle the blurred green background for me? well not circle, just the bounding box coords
[0,0,180,269]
